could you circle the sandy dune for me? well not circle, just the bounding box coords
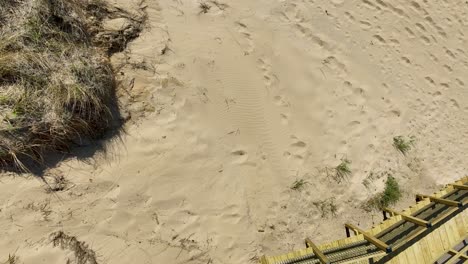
[1,0,468,263]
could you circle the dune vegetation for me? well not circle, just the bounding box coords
[0,0,144,171]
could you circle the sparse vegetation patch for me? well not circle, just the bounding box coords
[50,231,98,264]
[313,198,338,218]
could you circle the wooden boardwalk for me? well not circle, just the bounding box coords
[433,236,467,264]
[261,177,468,264]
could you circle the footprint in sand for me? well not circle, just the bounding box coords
[257,58,278,91]
[220,204,243,224]
[455,78,464,86]
[231,149,248,164]
[235,22,254,55]
[440,82,450,89]
[425,76,436,86]
[373,34,386,44]
[274,95,290,107]
[361,0,377,9]
[344,12,356,23]
[323,56,348,78]
[449,99,460,109]
[443,64,453,73]
[280,3,332,51]
[359,20,372,30]
[401,56,411,65]
[280,113,289,125]
[404,27,416,38]
[331,0,345,6]
[284,136,308,164]
[444,47,456,60]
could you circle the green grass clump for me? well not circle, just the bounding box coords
[363,176,402,211]
[291,178,308,191]
[393,135,415,155]
[0,0,144,170]
[334,158,351,182]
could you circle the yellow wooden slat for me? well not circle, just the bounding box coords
[451,184,468,190]
[305,238,330,264]
[447,249,468,264]
[383,207,431,227]
[416,194,462,207]
[411,242,425,264]
[345,223,392,253]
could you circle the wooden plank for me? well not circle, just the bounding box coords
[429,231,444,259]
[393,226,426,250]
[383,207,432,227]
[416,194,462,207]
[454,217,466,237]
[443,221,456,247]
[462,210,468,230]
[420,241,435,263]
[447,249,468,264]
[451,184,468,190]
[411,242,425,264]
[433,207,459,226]
[344,223,392,253]
[438,225,451,251]
[339,252,386,264]
[429,228,445,261]
[305,238,330,264]
[393,246,410,264]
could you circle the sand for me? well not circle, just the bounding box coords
[1,0,468,263]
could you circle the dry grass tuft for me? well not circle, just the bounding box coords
[313,198,338,218]
[333,158,351,182]
[50,231,98,264]
[0,0,145,171]
[199,2,211,14]
[2,254,19,264]
[290,178,308,191]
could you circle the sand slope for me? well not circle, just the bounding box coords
[1,0,468,263]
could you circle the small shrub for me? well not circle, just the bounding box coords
[363,176,402,211]
[291,179,307,191]
[393,135,415,155]
[380,176,402,207]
